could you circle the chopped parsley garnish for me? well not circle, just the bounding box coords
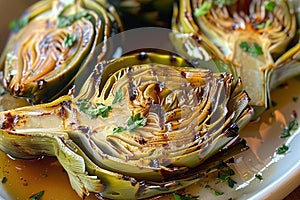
[239,41,263,56]
[76,88,123,119]
[205,184,224,196]
[280,119,298,138]
[1,177,7,184]
[113,126,126,133]
[58,11,89,28]
[113,113,147,133]
[276,144,289,154]
[9,16,29,32]
[29,190,44,200]
[76,99,112,118]
[292,96,299,102]
[280,129,291,138]
[64,33,77,48]
[173,192,198,200]
[127,113,147,132]
[264,1,276,12]
[112,88,123,104]
[255,173,263,180]
[216,168,237,188]
[194,2,212,17]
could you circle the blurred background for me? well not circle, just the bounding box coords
[0,0,37,52]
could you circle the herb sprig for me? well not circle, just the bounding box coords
[276,144,289,154]
[280,119,298,138]
[1,177,7,184]
[112,88,123,104]
[76,88,123,119]
[113,113,147,133]
[76,100,112,118]
[239,42,263,56]
[264,1,276,12]
[255,173,263,181]
[64,33,77,48]
[29,190,44,200]
[58,11,90,28]
[216,168,237,188]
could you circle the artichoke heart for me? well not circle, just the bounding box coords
[0,0,122,103]
[172,0,300,113]
[0,53,253,199]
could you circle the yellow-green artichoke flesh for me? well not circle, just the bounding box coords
[0,52,253,199]
[0,0,122,103]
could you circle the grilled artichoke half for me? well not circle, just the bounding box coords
[172,0,300,114]
[0,52,253,199]
[0,0,122,103]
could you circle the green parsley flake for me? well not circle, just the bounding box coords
[1,177,7,184]
[280,129,291,138]
[280,120,298,138]
[264,1,276,12]
[127,113,147,132]
[292,96,299,102]
[194,2,212,17]
[239,41,263,56]
[113,126,126,133]
[255,173,263,180]
[112,88,123,104]
[276,144,289,154]
[113,113,147,133]
[76,99,112,118]
[29,190,44,200]
[58,11,89,28]
[9,16,29,32]
[64,33,77,48]
[217,168,237,188]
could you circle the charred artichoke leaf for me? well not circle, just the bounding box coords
[0,53,253,199]
[0,96,103,197]
[172,0,299,112]
[0,0,122,103]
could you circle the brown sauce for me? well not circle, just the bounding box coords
[0,151,97,199]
